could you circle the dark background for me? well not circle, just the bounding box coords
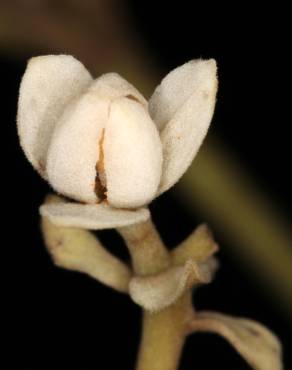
[2,1,291,369]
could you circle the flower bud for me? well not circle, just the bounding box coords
[17,55,218,228]
[46,90,163,208]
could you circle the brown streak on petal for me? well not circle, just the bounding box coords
[95,129,107,201]
[38,159,45,175]
[248,327,261,337]
[202,91,209,99]
[125,94,140,102]
[55,238,63,248]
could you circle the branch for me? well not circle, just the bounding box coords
[171,224,219,266]
[187,311,283,370]
[41,195,131,293]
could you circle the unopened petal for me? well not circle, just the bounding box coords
[104,97,163,208]
[17,55,92,178]
[149,60,218,195]
[89,72,147,106]
[40,200,150,229]
[46,92,109,203]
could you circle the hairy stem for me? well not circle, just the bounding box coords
[118,218,193,370]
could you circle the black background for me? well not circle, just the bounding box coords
[2,1,291,369]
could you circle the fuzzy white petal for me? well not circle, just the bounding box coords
[149,60,218,195]
[46,92,109,203]
[89,72,147,106]
[104,97,163,208]
[17,55,92,178]
[40,201,150,229]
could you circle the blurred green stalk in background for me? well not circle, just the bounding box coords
[179,136,292,320]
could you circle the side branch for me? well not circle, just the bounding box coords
[41,195,131,293]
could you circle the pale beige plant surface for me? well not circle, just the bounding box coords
[17,55,283,370]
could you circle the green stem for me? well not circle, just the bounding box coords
[136,293,193,370]
[118,218,193,370]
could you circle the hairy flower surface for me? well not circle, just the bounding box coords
[17,55,217,228]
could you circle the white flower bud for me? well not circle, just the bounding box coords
[46,73,163,208]
[17,55,218,228]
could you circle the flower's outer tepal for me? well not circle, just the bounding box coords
[149,59,218,195]
[17,55,92,178]
[40,199,150,230]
